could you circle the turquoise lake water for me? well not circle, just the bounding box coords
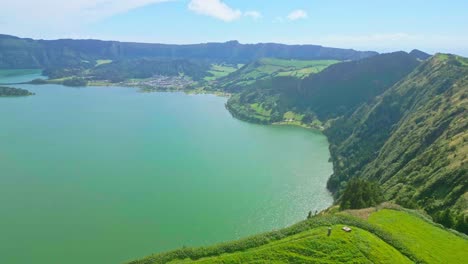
[0,71,333,263]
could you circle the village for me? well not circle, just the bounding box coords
[122,75,195,91]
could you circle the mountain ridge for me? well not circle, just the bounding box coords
[0,34,377,69]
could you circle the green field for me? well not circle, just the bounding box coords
[204,64,240,81]
[183,226,411,264]
[239,58,338,80]
[218,58,339,90]
[249,103,272,119]
[95,59,113,66]
[369,209,468,263]
[273,59,340,78]
[130,206,468,264]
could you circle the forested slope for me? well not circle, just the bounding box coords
[226,52,421,123]
[326,54,468,222]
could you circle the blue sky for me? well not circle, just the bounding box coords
[1,0,467,55]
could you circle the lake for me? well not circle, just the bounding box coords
[0,71,333,264]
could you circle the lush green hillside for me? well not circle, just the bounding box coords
[0,86,34,96]
[204,64,241,81]
[215,58,339,92]
[326,54,468,229]
[129,206,468,263]
[226,52,420,124]
[225,53,467,232]
[186,226,411,264]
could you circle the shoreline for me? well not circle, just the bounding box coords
[272,121,325,131]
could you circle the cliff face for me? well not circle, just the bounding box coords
[326,54,468,215]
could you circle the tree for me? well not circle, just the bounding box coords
[302,112,316,124]
[436,209,455,229]
[62,77,87,87]
[454,213,468,234]
[339,178,383,210]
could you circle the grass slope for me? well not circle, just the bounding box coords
[204,64,240,81]
[369,209,468,263]
[129,206,468,264]
[180,226,411,264]
[216,58,338,92]
[225,52,420,125]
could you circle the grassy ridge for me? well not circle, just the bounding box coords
[0,34,377,69]
[129,206,468,263]
[184,226,411,264]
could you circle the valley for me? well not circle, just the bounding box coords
[0,33,466,264]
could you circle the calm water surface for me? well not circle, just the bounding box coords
[0,72,333,264]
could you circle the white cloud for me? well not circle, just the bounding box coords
[244,11,262,20]
[287,9,308,21]
[0,0,171,36]
[188,0,242,22]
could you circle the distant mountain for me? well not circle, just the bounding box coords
[0,34,377,69]
[410,49,431,60]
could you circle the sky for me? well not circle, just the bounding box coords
[1,0,467,55]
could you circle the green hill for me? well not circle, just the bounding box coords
[214,58,339,92]
[226,52,420,124]
[326,54,468,223]
[129,205,468,263]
